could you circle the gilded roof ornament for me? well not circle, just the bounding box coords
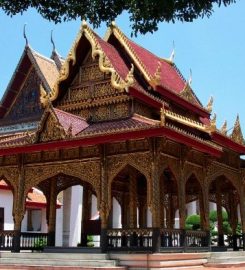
[67,124,73,138]
[206,113,216,132]
[206,96,213,113]
[188,69,192,86]
[51,30,56,53]
[180,83,196,104]
[220,120,227,135]
[40,84,50,108]
[150,61,162,87]
[230,114,244,145]
[160,107,165,126]
[169,41,175,63]
[23,23,29,47]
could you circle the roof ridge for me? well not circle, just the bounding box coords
[132,113,159,125]
[31,48,57,65]
[110,24,152,82]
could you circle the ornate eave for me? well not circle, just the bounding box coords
[41,21,135,107]
[211,130,245,154]
[155,85,210,118]
[0,122,222,158]
[161,108,208,133]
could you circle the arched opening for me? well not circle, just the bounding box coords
[110,165,148,229]
[185,174,204,230]
[160,167,178,229]
[209,175,240,248]
[23,173,99,248]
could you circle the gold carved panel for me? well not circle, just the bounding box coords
[81,146,100,157]
[80,64,104,82]
[93,82,115,98]
[24,161,101,200]
[42,150,60,161]
[0,166,18,193]
[39,114,66,142]
[62,148,80,159]
[3,155,17,165]
[25,152,41,163]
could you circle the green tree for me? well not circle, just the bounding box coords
[0,0,236,35]
[185,214,201,230]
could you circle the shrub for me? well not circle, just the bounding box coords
[185,214,200,230]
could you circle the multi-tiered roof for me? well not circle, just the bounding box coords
[0,21,244,157]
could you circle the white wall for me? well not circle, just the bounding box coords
[0,189,14,230]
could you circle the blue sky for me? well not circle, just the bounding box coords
[0,1,244,132]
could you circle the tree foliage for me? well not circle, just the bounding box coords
[185,214,200,230]
[0,0,236,35]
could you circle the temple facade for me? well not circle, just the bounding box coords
[0,21,245,252]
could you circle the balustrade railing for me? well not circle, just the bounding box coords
[185,230,209,248]
[0,230,15,250]
[20,232,48,250]
[107,228,153,251]
[160,228,209,250]
[0,231,48,251]
[160,228,183,248]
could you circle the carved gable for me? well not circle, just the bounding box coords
[38,112,66,142]
[57,52,131,122]
[5,69,43,122]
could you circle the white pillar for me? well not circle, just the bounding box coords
[112,197,121,228]
[69,185,83,247]
[62,187,71,246]
[147,207,152,227]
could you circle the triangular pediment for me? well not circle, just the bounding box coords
[45,21,134,107]
[35,105,89,143]
[0,46,60,124]
[35,106,66,143]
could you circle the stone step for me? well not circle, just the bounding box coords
[130,267,204,270]
[44,247,102,254]
[0,266,126,270]
[0,258,117,267]
[209,257,245,262]
[117,259,207,268]
[109,253,209,269]
[0,252,109,260]
[209,251,245,258]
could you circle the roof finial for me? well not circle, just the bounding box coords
[206,96,213,113]
[160,106,165,126]
[82,19,87,29]
[188,68,192,85]
[169,41,175,63]
[23,23,29,47]
[220,120,227,135]
[209,113,217,132]
[231,114,244,144]
[51,30,56,53]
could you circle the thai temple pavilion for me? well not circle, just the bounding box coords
[0,21,245,253]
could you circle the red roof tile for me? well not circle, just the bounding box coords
[54,108,89,136]
[80,114,158,136]
[126,39,186,93]
[94,33,130,80]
